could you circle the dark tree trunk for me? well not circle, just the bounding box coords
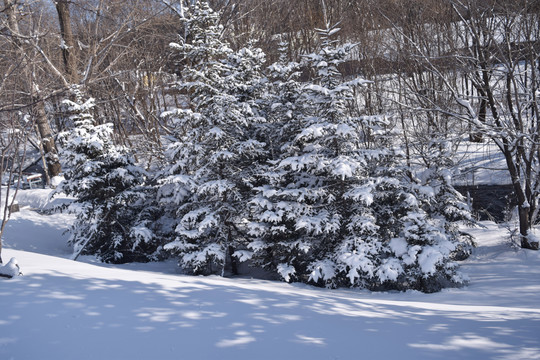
[228,245,238,276]
[517,206,535,249]
[470,97,486,142]
[503,146,538,249]
[55,0,79,83]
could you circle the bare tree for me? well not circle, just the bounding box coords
[382,0,540,249]
[452,0,540,249]
[65,0,181,165]
[0,0,179,176]
[1,0,65,180]
[0,114,29,264]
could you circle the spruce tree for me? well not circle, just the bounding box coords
[245,39,308,280]
[247,24,471,292]
[411,140,476,262]
[247,24,372,283]
[160,1,266,275]
[55,89,158,263]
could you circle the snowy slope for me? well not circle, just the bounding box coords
[1,191,540,360]
[452,141,511,186]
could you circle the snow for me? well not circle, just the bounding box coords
[1,190,540,359]
[389,237,408,256]
[0,258,21,277]
[453,141,511,186]
[277,263,296,282]
[14,188,73,212]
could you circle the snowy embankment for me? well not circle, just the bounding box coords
[453,141,511,186]
[1,190,540,360]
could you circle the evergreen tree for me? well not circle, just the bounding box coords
[244,39,309,280]
[247,24,372,283]
[160,1,266,275]
[263,40,304,161]
[412,140,476,261]
[55,89,158,263]
[246,24,470,292]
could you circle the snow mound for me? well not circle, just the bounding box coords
[0,257,22,278]
[14,188,73,211]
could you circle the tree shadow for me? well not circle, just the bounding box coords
[1,267,539,359]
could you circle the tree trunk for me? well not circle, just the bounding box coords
[55,0,79,84]
[3,0,20,37]
[34,96,62,179]
[227,245,238,276]
[470,97,486,142]
[517,206,535,249]
[503,147,538,249]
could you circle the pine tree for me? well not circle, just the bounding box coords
[264,40,303,161]
[160,2,267,275]
[412,140,476,261]
[244,39,308,280]
[247,24,372,283]
[55,89,158,263]
[246,24,471,292]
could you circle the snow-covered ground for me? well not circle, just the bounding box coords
[453,141,511,186]
[1,189,540,360]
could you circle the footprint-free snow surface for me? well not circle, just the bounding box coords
[1,189,540,360]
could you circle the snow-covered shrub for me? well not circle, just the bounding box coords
[0,258,22,278]
[54,90,161,263]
